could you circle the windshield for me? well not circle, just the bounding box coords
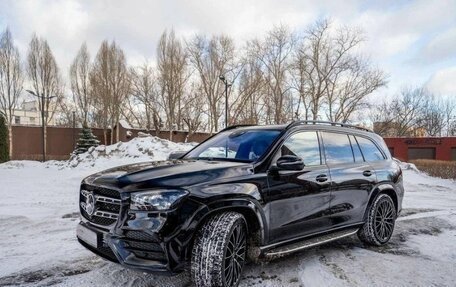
[185,129,281,162]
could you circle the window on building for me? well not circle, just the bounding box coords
[14,116,20,124]
[452,148,456,161]
[276,131,321,166]
[408,148,436,160]
[29,117,35,124]
[356,136,385,162]
[321,132,354,164]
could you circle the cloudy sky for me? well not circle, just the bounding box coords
[1,0,455,97]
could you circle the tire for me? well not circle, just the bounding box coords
[358,193,397,246]
[191,212,247,287]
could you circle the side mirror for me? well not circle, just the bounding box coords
[168,151,186,160]
[276,155,304,171]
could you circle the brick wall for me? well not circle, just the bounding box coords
[384,137,456,161]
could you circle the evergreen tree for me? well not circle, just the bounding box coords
[74,125,100,154]
[0,115,9,163]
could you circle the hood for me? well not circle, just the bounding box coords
[83,159,254,191]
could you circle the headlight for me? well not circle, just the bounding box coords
[130,189,188,211]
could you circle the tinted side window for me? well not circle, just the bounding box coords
[278,132,321,166]
[356,136,385,162]
[349,135,364,162]
[321,132,354,164]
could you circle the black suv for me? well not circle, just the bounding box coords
[77,121,404,287]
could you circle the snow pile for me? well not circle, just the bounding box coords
[392,157,420,172]
[66,134,196,169]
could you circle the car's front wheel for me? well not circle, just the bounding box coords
[191,212,247,287]
[358,193,397,246]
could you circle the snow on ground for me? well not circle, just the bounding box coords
[0,138,455,286]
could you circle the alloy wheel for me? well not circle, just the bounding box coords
[223,222,246,287]
[374,199,395,242]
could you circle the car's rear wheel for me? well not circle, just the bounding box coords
[358,193,396,246]
[191,212,247,287]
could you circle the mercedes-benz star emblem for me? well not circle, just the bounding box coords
[85,193,95,216]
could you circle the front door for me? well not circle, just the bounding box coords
[266,131,332,243]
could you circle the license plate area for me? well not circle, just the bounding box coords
[77,224,99,248]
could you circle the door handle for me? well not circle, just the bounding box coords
[316,174,328,182]
[363,170,372,177]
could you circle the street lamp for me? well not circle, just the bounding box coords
[219,75,232,128]
[25,89,56,162]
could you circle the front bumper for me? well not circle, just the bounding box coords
[77,183,205,273]
[77,221,175,274]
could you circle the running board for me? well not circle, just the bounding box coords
[263,228,359,259]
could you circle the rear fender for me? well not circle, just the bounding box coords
[362,182,399,220]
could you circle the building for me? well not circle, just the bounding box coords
[7,100,56,126]
[373,122,426,137]
[384,137,456,161]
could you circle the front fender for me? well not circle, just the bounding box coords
[170,183,268,261]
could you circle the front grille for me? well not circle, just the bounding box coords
[130,250,166,261]
[80,185,121,226]
[126,241,163,252]
[89,216,117,226]
[125,231,156,242]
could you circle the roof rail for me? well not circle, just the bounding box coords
[219,124,255,132]
[287,120,372,132]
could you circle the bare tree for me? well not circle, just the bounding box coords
[55,94,76,127]
[187,34,237,132]
[90,41,110,143]
[230,55,266,124]
[90,40,130,143]
[157,29,188,140]
[27,34,62,160]
[291,20,387,122]
[70,43,92,125]
[290,42,311,120]
[372,87,435,137]
[442,96,456,136]
[420,93,445,136]
[327,58,387,122]
[108,42,130,142]
[129,63,162,131]
[0,27,23,158]
[181,82,206,139]
[248,25,295,124]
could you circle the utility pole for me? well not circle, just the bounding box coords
[219,75,232,129]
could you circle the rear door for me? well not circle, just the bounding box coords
[266,131,332,243]
[320,132,377,227]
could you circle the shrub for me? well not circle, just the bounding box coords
[0,115,9,163]
[410,159,456,180]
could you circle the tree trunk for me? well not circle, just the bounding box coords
[44,125,47,161]
[116,120,120,142]
[103,128,107,145]
[169,120,173,141]
[8,125,13,159]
